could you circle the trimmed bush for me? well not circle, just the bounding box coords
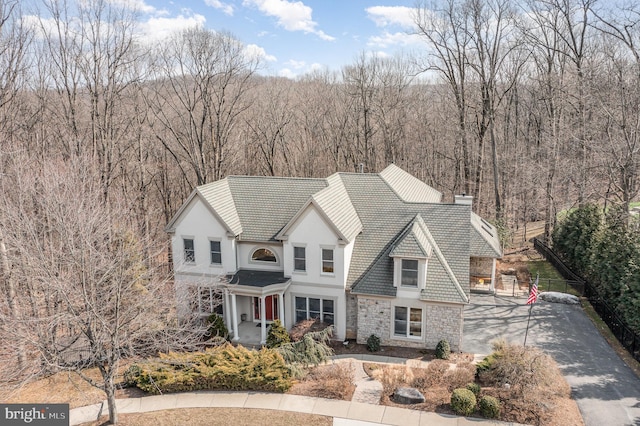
[206,313,229,340]
[450,388,477,416]
[466,382,481,397]
[435,339,451,360]
[366,334,381,352]
[124,343,292,394]
[478,395,500,418]
[266,319,290,348]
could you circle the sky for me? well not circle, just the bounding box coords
[108,0,425,78]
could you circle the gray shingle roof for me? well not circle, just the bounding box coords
[198,179,243,235]
[169,165,497,305]
[470,212,502,258]
[227,176,327,241]
[342,175,470,303]
[379,164,442,203]
[390,215,433,258]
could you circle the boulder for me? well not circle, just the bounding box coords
[393,387,425,404]
[538,291,579,305]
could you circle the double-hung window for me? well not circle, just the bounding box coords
[401,259,418,287]
[184,238,195,263]
[295,296,334,325]
[321,248,334,273]
[293,246,306,271]
[210,240,221,265]
[394,306,422,338]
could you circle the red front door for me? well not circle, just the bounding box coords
[254,296,278,321]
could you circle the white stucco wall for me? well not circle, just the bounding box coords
[282,205,353,288]
[237,242,284,271]
[170,195,237,275]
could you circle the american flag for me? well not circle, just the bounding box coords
[527,275,539,305]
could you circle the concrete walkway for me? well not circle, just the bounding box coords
[70,355,525,426]
[69,390,521,426]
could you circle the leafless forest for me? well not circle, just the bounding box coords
[0,0,639,420]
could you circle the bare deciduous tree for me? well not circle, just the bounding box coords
[0,158,205,424]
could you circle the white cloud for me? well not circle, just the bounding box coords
[245,44,277,62]
[285,59,306,69]
[278,68,296,79]
[367,31,422,48]
[138,14,206,43]
[366,6,415,29]
[108,0,156,14]
[243,0,335,41]
[205,0,234,16]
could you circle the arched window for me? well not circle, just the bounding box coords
[252,248,277,263]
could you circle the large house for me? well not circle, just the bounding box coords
[166,165,501,351]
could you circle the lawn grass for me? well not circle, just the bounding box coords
[527,260,581,295]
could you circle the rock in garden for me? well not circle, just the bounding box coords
[393,387,425,404]
[538,291,580,304]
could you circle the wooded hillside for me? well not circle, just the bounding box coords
[1,0,638,247]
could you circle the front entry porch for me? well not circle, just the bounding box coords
[223,270,290,345]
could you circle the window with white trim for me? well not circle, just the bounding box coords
[295,296,334,325]
[393,306,422,338]
[293,246,306,271]
[210,240,221,265]
[321,248,334,273]
[252,248,277,262]
[401,259,418,287]
[183,238,195,263]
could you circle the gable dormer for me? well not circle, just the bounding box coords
[390,215,433,290]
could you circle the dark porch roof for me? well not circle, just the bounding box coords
[227,270,288,288]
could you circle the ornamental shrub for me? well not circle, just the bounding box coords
[206,313,229,340]
[366,334,381,352]
[266,319,290,348]
[450,388,476,416]
[125,343,292,394]
[435,339,450,360]
[478,395,500,418]
[466,382,481,397]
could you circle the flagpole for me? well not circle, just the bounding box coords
[523,302,533,347]
[523,273,539,347]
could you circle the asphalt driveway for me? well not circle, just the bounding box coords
[463,293,640,426]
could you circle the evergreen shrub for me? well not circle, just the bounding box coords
[266,319,291,348]
[435,339,451,359]
[450,388,477,416]
[124,343,292,394]
[206,313,229,340]
[466,382,481,397]
[478,395,500,418]
[366,334,381,352]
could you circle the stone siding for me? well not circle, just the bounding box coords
[356,296,464,351]
[345,291,358,340]
[425,304,463,351]
[356,297,391,345]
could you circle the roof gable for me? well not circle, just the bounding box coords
[379,164,442,203]
[390,215,433,258]
[277,173,362,243]
[165,184,239,235]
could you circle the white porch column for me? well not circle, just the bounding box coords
[260,296,267,344]
[231,293,239,342]
[224,289,232,335]
[278,292,285,324]
[490,258,497,293]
